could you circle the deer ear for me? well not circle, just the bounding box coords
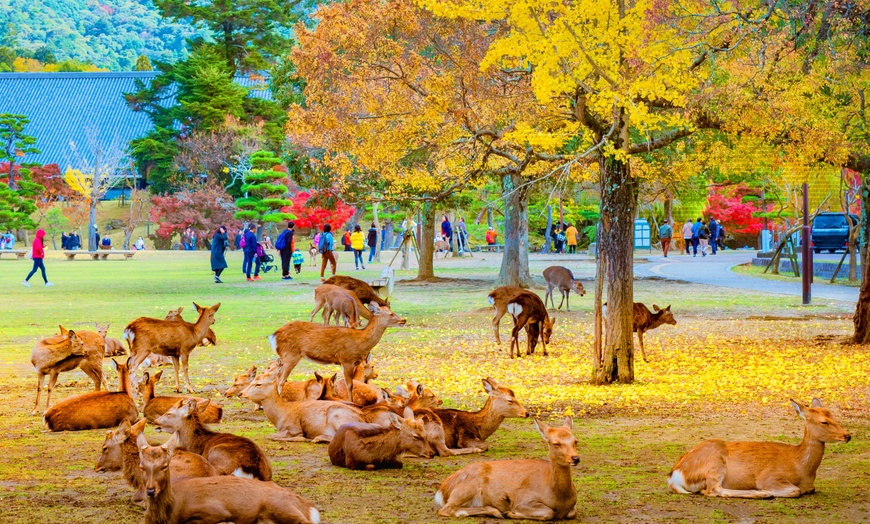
[193,302,203,312]
[368,302,380,313]
[416,384,424,396]
[136,432,150,451]
[195,399,211,412]
[366,353,372,364]
[314,371,323,381]
[811,398,823,408]
[563,416,573,430]
[154,370,163,381]
[142,372,150,384]
[403,406,414,421]
[162,433,180,455]
[211,302,221,312]
[791,399,807,418]
[665,305,671,311]
[388,412,402,429]
[59,325,68,335]
[652,304,661,312]
[482,378,494,394]
[248,366,257,379]
[534,418,549,439]
[182,398,198,416]
[110,359,119,371]
[177,306,184,315]
[131,418,147,435]
[125,357,133,369]
[329,373,337,384]
[118,419,132,434]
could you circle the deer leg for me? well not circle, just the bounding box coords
[756,480,801,498]
[341,361,358,402]
[637,331,648,363]
[492,310,503,345]
[558,290,566,310]
[45,372,59,412]
[180,353,193,393]
[541,323,548,356]
[32,372,46,415]
[275,353,303,395]
[453,507,506,518]
[544,286,552,309]
[169,356,182,393]
[565,291,570,311]
[310,299,324,322]
[506,503,557,521]
[509,323,523,358]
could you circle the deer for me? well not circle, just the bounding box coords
[154,397,272,480]
[668,398,851,498]
[323,275,390,307]
[31,328,99,415]
[309,243,319,266]
[225,364,323,412]
[315,372,384,407]
[138,370,223,424]
[137,432,321,524]
[95,418,217,504]
[487,286,527,344]
[397,380,443,408]
[43,357,139,431]
[432,378,528,452]
[310,283,374,328]
[124,302,221,393]
[328,407,433,470]
[269,302,406,403]
[96,323,127,357]
[632,303,676,363]
[542,266,586,311]
[435,417,579,520]
[506,292,555,358]
[239,372,366,442]
[139,308,216,369]
[397,385,482,457]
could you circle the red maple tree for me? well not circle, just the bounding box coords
[706,184,766,235]
[150,184,241,249]
[283,190,355,232]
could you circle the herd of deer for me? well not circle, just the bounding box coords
[27,269,852,522]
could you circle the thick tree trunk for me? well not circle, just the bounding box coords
[497,171,533,288]
[417,201,436,279]
[854,174,870,342]
[592,146,637,385]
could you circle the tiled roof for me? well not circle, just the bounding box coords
[0,72,273,170]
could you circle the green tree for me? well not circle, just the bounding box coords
[234,150,294,224]
[0,165,43,232]
[0,114,40,191]
[134,55,153,71]
[43,207,69,250]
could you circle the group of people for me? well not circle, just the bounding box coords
[439,215,471,252]
[59,232,82,250]
[657,217,725,258]
[181,228,198,251]
[550,223,579,254]
[1,230,16,250]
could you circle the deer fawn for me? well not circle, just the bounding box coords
[328,407,433,470]
[125,302,221,393]
[432,378,528,452]
[435,417,579,519]
[270,303,405,402]
[43,357,138,431]
[487,286,526,344]
[311,284,373,328]
[95,323,127,357]
[507,292,555,358]
[632,303,676,362]
[154,397,272,480]
[543,266,586,311]
[323,275,390,307]
[333,355,383,406]
[138,370,223,424]
[137,432,321,524]
[668,398,851,498]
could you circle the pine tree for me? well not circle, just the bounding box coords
[234,150,294,224]
[134,54,153,71]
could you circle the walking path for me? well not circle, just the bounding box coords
[634,251,859,303]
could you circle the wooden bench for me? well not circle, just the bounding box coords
[0,249,27,259]
[64,250,136,260]
[369,267,395,299]
[475,244,505,253]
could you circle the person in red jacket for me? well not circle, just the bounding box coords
[23,229,53,287]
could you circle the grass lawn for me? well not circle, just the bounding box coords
[1,251,869,523]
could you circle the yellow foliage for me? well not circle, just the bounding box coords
[64,168,93,197]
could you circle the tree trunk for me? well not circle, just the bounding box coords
[487,205,493,228]
[854,173,870,342]
[663,189,674,225]
[88,199,98,251]
[592,138,637,384]
[417,200,436,279]
[543,204,553,253]
[123,229,133,250]
[592,223,605,376]
[373,202,381,262]
[497,171,533,288]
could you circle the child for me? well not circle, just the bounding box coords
[292,248,304,274]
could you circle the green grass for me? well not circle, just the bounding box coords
[1,252,868,523]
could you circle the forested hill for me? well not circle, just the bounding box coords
[0,0,203,70]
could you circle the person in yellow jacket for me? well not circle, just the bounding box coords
[350,225,366,270]
[564,223,579,253]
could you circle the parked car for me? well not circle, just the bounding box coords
[811,212,859,253]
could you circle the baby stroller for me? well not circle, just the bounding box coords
[256,244,279,274]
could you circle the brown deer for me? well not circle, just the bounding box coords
[225,364,322,408]
[138,370,223,424]
[632,303,676,363]
[138,308,215,368]
[542,266,586,311]
[95,419,216,504]
[668,399,851,498]
[432,378,528,452]
[403,381,443,408]
[239,372,365,442]
[270,303,406,402]
[435,417,579,519]
[487,286,526,344]
[125,302,221,393]
[30,327,101,415]
[328,407,433,470]
[154,397,272,480]
[400,385,481,457]
[43,357,138,431]
[323,275,390,307]
[506,292,555,358]
[137,433,321,524]
[96,323,127,357]
[310,283,373,328]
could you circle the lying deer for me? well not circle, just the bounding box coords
[542,266,586,311]
[398,385,481,457]
[487,286,527,344]
[95,418,216,504]
[125,302,221,393]
[632,303,676,363]
[43,357,138,431]
[435,417,579,519]
[154,397,272,480]
[137,432,321,524]
[310,284,373,328]
[323,275,390,307]
[317,370,383,407]
[96,323,127,357]
[138,370,222,424]
[334,355,382,405]
[270,303,405,402]
[328,407,433,470]
[507,292,555,358]
[668,398,851,498]
[432,378,528,452]
[225,364,322,411]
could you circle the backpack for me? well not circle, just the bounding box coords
[256,243,265,257]
[239,236,246,248]
[275,230,289,250]
[556,233,566,243]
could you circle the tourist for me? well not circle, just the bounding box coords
[276,221,296,281]
[565,223,578,254]
[101,235,112,250]
[243,223,261,282]
[367,223,378,263]
[456,217,468,253]
[318,223,337,282]
[134,236,145,250]
[342,229,352,252]
[708,217,720,255]
[68,232,80,250]
[681,219,693,255]
[351,224,366,270]
[190,229,197,250]
[441,215,453,249]
[553,227,565,254]
[697,220,710,257]
[691,218,703,257]
[23,229,52,287]
[61,232,69,250]
[485,226,498,245]
[291,248,304,274]
[659,221,673,257]
[211,226,228,284]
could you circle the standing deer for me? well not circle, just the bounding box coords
[137,433,321,524]
[269,303,405,402]
[435,417,579,519]
[323,275,390,307]
[328,408,433,470]
[310,284,372,328]
[487,286,526,344]
[43,357,139,431]
[96,323,127,357]
[542,266,586,311]
[124,302,221,393]
[668,399,851,498]
[506,292,555,358]
[154,397,272,480]
[31,327,99,415]
[632,303,676,363]
[138,370,223,424]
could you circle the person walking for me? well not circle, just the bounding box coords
[681,219,693,255]
[708,217,720,255]
[243,224,261,282]
[441,215,453,250]
[318,223,336,282]
[276,221,295,281]
[292,248,304,274]
[659,221,673,257]
[553,227,565,254]
[351,224,366,270]
[485,226,498,245]
[565,223,578,254]
[367,223,378,263]
[210,226,228,283]
[342,229,352,252]
[68,232,80,250]
[690,217,703,257]
[697,220,710,257]
[23,229,52,287]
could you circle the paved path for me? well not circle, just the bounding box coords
[634,251,859,303]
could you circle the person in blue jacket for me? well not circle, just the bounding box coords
[690,217,703,257]
[243,223,261,282]
[708,218,720,255]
